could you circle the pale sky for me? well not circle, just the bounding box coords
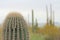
[0,0,60,24]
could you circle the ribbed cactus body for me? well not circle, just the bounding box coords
[3,12,29,40]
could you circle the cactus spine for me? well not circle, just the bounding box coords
[3,12,29,40]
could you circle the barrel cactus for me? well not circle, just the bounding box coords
[3,12,29,40]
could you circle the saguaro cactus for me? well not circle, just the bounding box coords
[34,18,38,33]
[3,12,29,40]
[32,10,34,32]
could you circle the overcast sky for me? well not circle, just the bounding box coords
[0,0,60,24]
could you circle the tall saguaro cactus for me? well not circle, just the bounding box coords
[3,12,29,40]
[46,5,49,25]
[50,4,53,26]
[53,11,55,26]
[32,10,34,32]
[34,18,38,33]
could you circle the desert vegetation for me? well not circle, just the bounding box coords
[0,5,60,40]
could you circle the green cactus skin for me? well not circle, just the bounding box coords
[3,12,29,40]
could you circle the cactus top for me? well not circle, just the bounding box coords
[3,12,27,28]
[6,12,23,18]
